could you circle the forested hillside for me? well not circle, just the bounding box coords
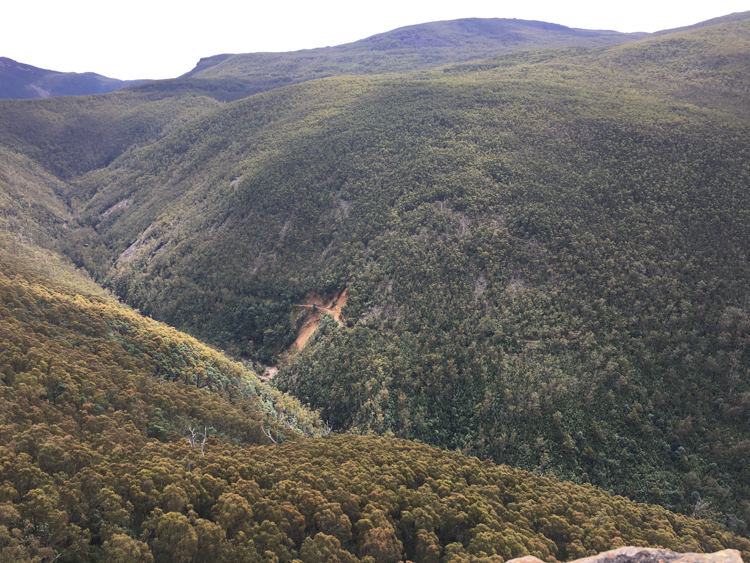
[0,92,221,179]
[1,213,745,563]
[184,17,644,80]
[1,12,750,557]
[3,401,750,562]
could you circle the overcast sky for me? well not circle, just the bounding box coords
[4,0,749,80]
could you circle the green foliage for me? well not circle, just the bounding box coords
[2,431,749,562]
[0,248,324,442]
[2,14,750,543]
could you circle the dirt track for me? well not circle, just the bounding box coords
[258,289,348,381]
[289,289,347,352]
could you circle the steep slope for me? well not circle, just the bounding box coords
[1,13,750,536]
[48,18,750,530]
[0,144,72,250]
[1,426,749,562]
[0,130,321,434]
[0,57,145,99]
[1,243,743,562]
[3,200,746,563]
[0,243,323,433]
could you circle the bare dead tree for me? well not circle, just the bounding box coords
[728,354,741,396]
[693,498,711,520]
[186,426,197,449]
[200,426,208,455]
[282,415,298,433]
[325,419,334,438]
[262,425,280,450]
[185,425,209,455]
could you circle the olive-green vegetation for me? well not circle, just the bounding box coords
[3,421,750,563]
[0,246,328,560]
[2,12,750,552]
[186,17,645,81]
[0,246,323,438]
[2,212,746,563]
[2,233,745,563]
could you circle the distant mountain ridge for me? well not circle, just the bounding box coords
[160,18,648,103]
[184,18,647,80]
[0,56,146,99]
[7,13,750,102]
[120,17,650,103]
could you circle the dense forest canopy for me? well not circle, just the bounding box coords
[1,12,750,561]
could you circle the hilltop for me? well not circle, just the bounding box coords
[183,18,645,80]
[128,17,647,102]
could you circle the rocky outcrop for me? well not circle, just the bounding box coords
[509,547,743,563]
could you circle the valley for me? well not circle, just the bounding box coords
[1,11,750,562]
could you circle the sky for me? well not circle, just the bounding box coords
[3,0,749,80]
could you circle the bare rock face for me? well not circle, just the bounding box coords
[508,547,744,563]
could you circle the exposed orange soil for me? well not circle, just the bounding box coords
[290,289,347,352]
[259,289,347,381]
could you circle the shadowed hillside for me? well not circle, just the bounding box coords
[0,91,222,178]
[0,57,145,99]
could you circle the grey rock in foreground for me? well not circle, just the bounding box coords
[508,547,743,563]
